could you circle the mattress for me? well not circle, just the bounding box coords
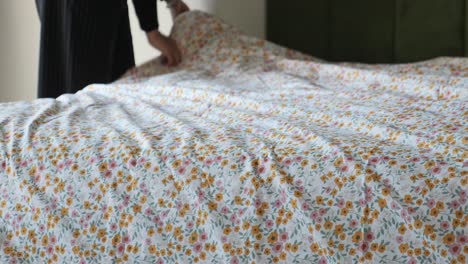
[0,11,467,263]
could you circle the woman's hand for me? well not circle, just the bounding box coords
[146,30,182,66]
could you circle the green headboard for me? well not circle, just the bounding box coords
[267,0,468,63]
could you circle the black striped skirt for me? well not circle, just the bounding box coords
[36,0,135,98]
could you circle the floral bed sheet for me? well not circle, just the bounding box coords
[0,11,467,264]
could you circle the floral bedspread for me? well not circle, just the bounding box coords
[0,11,467,264]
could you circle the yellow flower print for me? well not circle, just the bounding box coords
[352,232,363,243]
[403,194,412,203]
[316,196,324,205]
[268,231,278,244]
[215,193,223,201]
[310,243,320,253]
[378,244,386,253]
[378,198,387,208]
[398,224,407,235]
[442,234,455,244]
[399,243,409,253]
[189,232,198,244]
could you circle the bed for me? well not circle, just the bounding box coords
[0,11,467,263]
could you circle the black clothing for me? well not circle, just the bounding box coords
[36,0,159,98]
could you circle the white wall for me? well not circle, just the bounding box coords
[0,0,265,102]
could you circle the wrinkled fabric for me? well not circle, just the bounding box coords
[0,11,467,264]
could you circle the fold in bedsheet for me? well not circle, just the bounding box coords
[0,11,467,264]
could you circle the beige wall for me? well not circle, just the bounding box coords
[0,0,265,102]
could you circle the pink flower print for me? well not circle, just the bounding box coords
[258,166,266,174]
[1,161,6,170]
[230,257,240,264]
[449,244,461,255]
[111,223,118,231]
[161,155,168,162]
[117,243,125,254]
[349,219,358,228]
[254,200,262,209]
[274,200,282,208]
[128,159,137,167]
[240,155,246,162]
[47,246,54,255]
[216,156,223,162]
[104,170,112,178]
[396,236,404,244]
[50,236,57,244]
[337,199,345,208]
[162,211,168,218]
[156,258,165,264]
[265,220,274,229]
[145,238,151,245]
[383,179,391,186]
[316,217,323,223]
[221,236,228,243]
[198,191,205,200]
[340,165,348,172]
[432,167,441,174]
[205,159,213,166]
[460,190,467,198]
[57,162,65,170]
[450,200,460,209]
[359,199,366,207]
[123,235,130,244]
[458,235,467,244]
[221,206,229,215]
[359,242,369,252]
[365,231,375,242]
[459,197,467,205]
[187,221,194,229]
[284,159,292,166]
[319,208,327,216]
[369,157,379,165]
[194,242,203,253]
[145,208,153,217]
[439,220,452,230]
[200,232,208,242]
[280,232,289,242]
[407,257,417,264]
[178,167,186,174]
[109,161,117,169]
[318,256,328,264]
[273,243,283,253]
[301,203,309,210]
[427,199,435,208]
[230,214,237,222]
